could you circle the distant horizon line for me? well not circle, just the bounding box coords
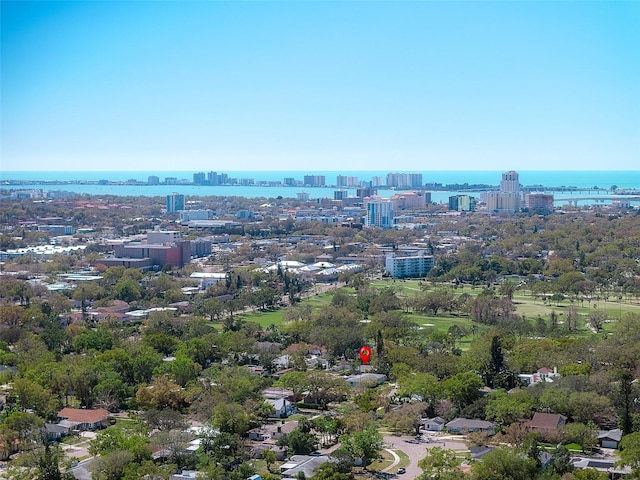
[3,169,639,173]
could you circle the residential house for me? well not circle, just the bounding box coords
[445,418,496,435]
[345,373,387,388]
[467,446,551,469]
[262,387,295,402]
[597,429,623,449]
[519,367,560,387]
[57,408,110,432]
[272,355,293,371]
[248,420,299,441]
[306,356,329,370]
[151,446,172,462]
[469,446,495,460]
[184,438,201,455]
[45,423,69,440]
[572,457,631,478]
[0,365,17,375]
[267,397,296,418]
[527,412,567,435]
[423,417,446,432]
[171,471,198,480]
[250,445,287,461]
[539,451,554,469]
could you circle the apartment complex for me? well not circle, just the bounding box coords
[336,175,359,187]
[485,171,522,213]
[166,193,185,213]
[386,173,423,188]
[526,193,554,213]
[303,175,326,187]
[449,194,477,212]
[365,199,394,229]
[500,170,520,193]
[385,251,434,278]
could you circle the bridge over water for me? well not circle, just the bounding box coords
[553,195,640,206]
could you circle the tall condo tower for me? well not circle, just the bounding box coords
[365,199,394,229]
[500,171,520,193]
[166,193,185,213]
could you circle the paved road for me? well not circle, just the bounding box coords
[383,434,468,479]
[67,457,94,480]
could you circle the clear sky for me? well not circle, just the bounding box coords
[1,1,639,172]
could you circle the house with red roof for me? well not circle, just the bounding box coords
[57,407,110,432]
[527,412,567,434]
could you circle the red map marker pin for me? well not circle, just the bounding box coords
[359,345,372,365]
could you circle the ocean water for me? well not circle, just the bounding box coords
[2,170,640,188]
[1,170,639,202]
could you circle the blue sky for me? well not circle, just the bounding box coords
[2,1,639,172]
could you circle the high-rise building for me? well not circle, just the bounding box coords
[500,171,520,193]
[485,171,521,213]
[207,171,228,186]
[485,191,520,212]
[303,175,326,187]
[148,176,160,185]
[193,172,206,185]
[365,199,394,229]
[448,195,476,212]
[166,193,185,213]
[357,187,376,198]
[336,175,358,187]
[386,173,423,188]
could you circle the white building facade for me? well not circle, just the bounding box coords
[385,251,434,278]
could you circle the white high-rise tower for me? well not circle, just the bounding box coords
[500,171,520,193]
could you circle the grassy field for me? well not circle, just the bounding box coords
[238,308,287,328]
[219,278,640,340]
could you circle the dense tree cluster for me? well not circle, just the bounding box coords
[1,195,640,478]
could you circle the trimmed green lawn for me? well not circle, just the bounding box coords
[241,308,287,328]
[224,278,640,340]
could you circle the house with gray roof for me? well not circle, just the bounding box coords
[344,373,387,388]
[597,429,623,449]
[445,418,496,434]
[423,416,446,432]
[572,457,630,477]
[248,420,299,441]
[469,446,495,460]
[266,397,296,418]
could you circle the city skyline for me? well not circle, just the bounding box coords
[2,1,639,172]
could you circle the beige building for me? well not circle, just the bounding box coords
[486,191,521,212]
[390,191,428,210]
